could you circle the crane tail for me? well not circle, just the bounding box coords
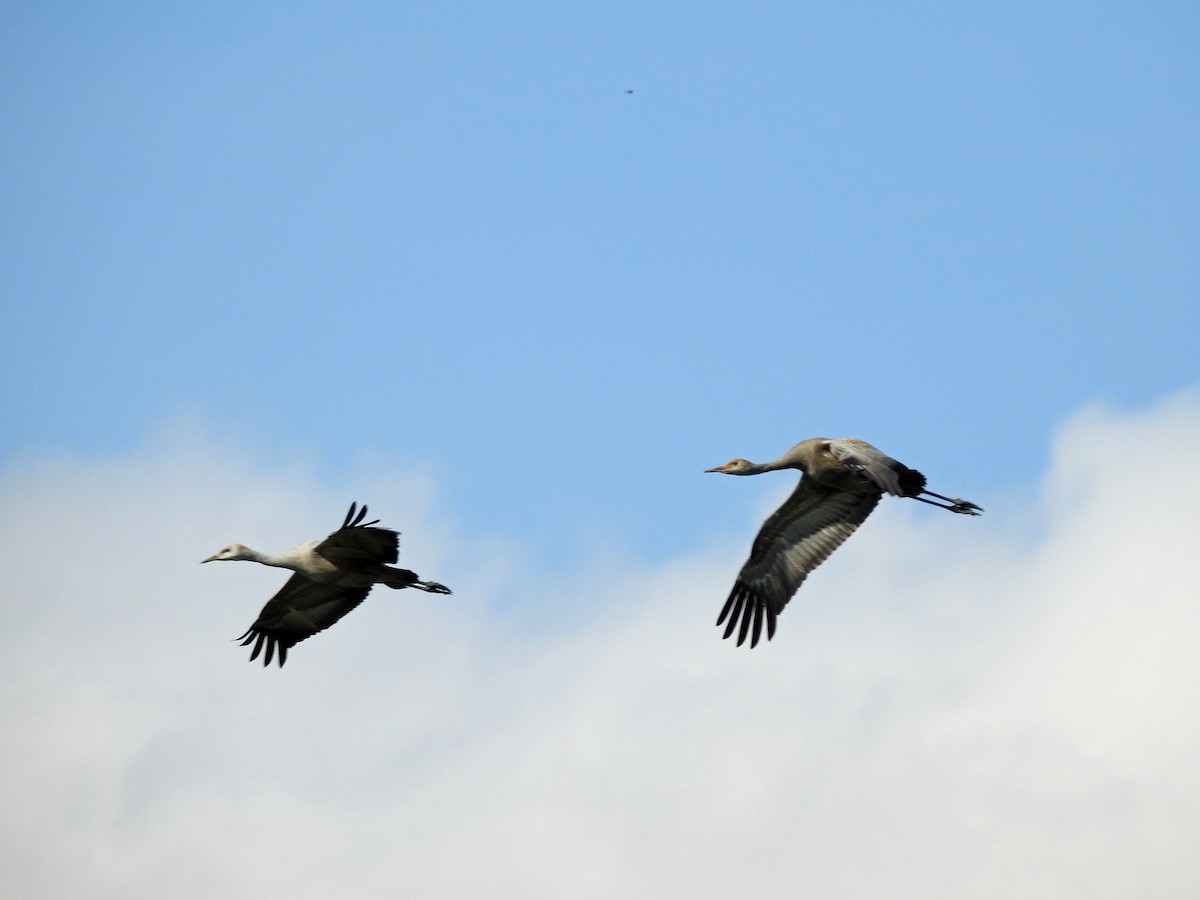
[898,467,927,497]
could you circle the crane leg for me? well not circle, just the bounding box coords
[914,492,983,515]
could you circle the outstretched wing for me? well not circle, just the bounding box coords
[236,574,371,667]
[827,438,926,497]
[315,502,400,567]
[716,477,881,648]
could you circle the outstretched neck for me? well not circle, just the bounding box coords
[252,541,318,572]
[243,547,299,570]
[748,456,801,475]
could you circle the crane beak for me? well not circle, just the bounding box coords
[200,553,220,564]
[705,463,731,473]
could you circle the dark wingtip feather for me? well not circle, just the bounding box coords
[721,593,745,639]
[716,592,737,627]
[239,627,289,667]
[736,599,753,646]
[716,586,777,649]
[342,501,380,529]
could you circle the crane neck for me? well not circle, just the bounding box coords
[253,542,317,572]
[748,457,800,475]
[242,547,296,569]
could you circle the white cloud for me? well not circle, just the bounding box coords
[2,393,1199,898]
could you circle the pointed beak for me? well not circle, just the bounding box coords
[705,464,729,473]
[200,553,220,564]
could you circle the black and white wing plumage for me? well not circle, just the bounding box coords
[315,501,400,567]
[237,576,370,667]
[716,477,881,648]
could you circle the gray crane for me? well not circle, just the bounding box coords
[707,438,981,648]
[202,502,451,666]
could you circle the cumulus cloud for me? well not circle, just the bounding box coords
[2,393,1199,898]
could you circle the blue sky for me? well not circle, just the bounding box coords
[3,3,1200,896]
[5,1,1198,561]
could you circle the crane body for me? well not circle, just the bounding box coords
[202,502,450,667]
[708,438,980,648]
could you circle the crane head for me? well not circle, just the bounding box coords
[201,543,253,563]
[705,458,754,475]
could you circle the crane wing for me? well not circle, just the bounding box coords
[827,438,925,497]
[236,574,371,667]
[316,524,400,567]
[716,477,881,647]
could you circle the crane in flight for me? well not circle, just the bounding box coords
[202,502,451,666]
[707,438,980,648]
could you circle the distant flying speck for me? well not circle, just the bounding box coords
[202,502,452,667]
[707,437,981,648]
[625,89,634,94]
